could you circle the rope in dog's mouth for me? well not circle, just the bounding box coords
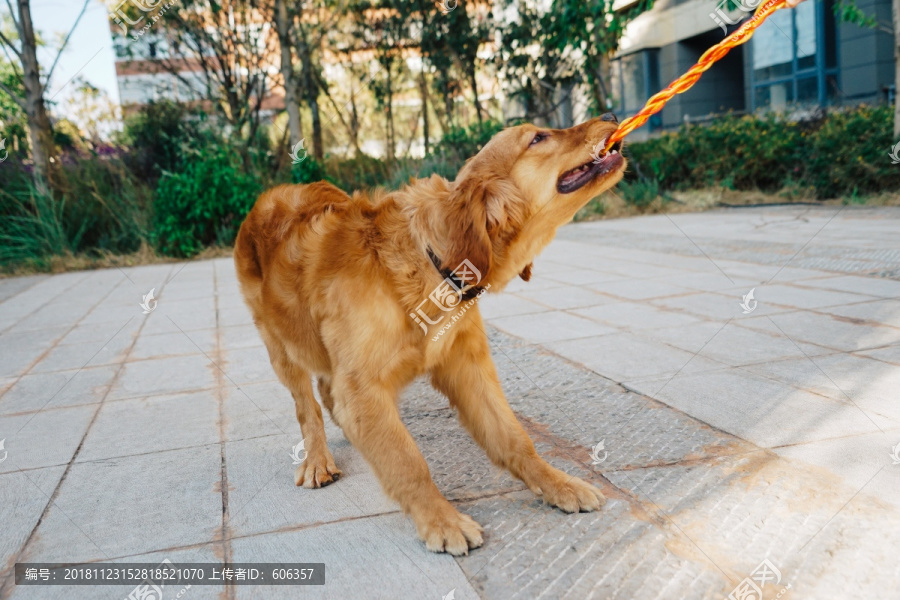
[604,0,787,151]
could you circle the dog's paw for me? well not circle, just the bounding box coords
[531,470,605,513]
[294,453,341,489]
[416,506,484,556]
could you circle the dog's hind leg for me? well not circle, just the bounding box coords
[263,336,341,488]
[431,318,605,513]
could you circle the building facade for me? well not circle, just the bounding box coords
[611,0,894,138]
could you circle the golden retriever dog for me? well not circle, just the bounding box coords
[234,115,625,555]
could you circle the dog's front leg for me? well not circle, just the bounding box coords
[431,319,605,513]
[330,372,483,555]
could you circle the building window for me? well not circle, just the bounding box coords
[611,49,661,128]
[751,0,837,110]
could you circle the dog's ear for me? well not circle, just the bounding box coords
[443,178,493,284]
[519,263,533,282]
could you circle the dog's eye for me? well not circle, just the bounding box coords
[530,133,548,146]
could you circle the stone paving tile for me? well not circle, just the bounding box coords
[129,329,218,360]
[8,546,226,600]
[623,368,892,448]
[740,311,900,352]
[457,491,727,600]
[22,445,223,564]
[230,514,478,600]
[0,275,46,304]
[3,207,900,599]
[605,452,900,599]
[0,365,119,415]
[0,406,96,473]
[741,352,900,423]
[0,326,70,379]
[547,332,726,382]
[76,391,221,463]
[478,294,549,320]
[490,310,617,343]
[107,355,216,400]
[663,320,834,368]
[0,466,67,589]
[588,278,695,301]
[519,285,618,310]
[814,298,900,328]
[795,274,900,298]
[573,301,703,331]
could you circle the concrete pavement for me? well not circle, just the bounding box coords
[1,205,899,599]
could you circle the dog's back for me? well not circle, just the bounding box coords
[234,182,353,309]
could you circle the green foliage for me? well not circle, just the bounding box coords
[619,177,662,209]
[0,156,150,267]
[626,106,900,198]
[153,140,262,258]
[321,154,383,190]
[433,119,504,163]
[292,156,330,185]
[118,100,202,181]
[803,105,900,198]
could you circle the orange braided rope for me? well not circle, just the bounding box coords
[606,0,788,151]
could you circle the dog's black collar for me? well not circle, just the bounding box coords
[426,247,484,301]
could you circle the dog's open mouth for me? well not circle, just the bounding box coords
[557,138,624,194]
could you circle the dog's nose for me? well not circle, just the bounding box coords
[600,112,618,123]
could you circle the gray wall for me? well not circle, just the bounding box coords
[837,0,893,103]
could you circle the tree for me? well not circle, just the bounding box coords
[123,0,280,150]
[275,0,304,146]
[497,0,653,125]
[0,0,90,191]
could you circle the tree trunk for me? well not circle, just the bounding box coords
[350,88,361,156]
[894,0,900,137]
[275,0,303,144]
[385,63,395,163]
[468,67,483,124]
[17,0,55,192]
[298,31,323,159]
[420,67,430,155]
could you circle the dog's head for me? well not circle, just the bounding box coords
[438,115,626,287]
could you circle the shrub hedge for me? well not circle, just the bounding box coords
[2,105,898,270]
[625,104,900,198]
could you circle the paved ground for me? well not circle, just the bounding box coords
[1,205,899,600]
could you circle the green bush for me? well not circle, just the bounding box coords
[619,177,662,209]
[118,100,202,182]
[804,105,900,198]
[0,153,150,268]
[153,141,262,258]
[626,105,900,198]
[293,156,330,185]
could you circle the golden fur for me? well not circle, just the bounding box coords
[234,117,626,555]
